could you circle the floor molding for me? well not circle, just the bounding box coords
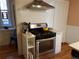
[62,42,69,45]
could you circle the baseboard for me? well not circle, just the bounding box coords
[0,44,17,48]
[62,42,69,45]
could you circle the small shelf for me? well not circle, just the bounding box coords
[28,51,34,59]
[22,32,35,59]
[28,45,35,49]
[26,32,35,38]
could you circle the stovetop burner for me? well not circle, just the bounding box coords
[29,28,56,40]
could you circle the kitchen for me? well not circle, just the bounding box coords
[0,0,79,59]
[15,0,69,58]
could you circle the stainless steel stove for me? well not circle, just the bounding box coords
[28,23,56,59]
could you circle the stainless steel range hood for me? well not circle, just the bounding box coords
[25,0,55,10]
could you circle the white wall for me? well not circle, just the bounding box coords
[0,30,12,46]
[17,10,54,27]
[53,0,69,42]
[66,25,79,43]
[66,0,79,44]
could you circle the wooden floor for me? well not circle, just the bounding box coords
[0,43,73,59]
[40,43,73,59]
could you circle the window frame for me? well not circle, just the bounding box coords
[0,0,15,29]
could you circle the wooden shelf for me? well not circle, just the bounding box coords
[28,46,35,49]
[22,32,35,59]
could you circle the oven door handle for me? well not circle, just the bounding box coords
[36,37,56,42]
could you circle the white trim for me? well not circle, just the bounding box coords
[66,25,79,43]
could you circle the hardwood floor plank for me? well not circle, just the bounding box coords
[0,43,72,59]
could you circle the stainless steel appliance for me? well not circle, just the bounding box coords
[28,23,56,59]
[25,0,55,10]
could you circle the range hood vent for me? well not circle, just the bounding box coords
[25,0,55,10]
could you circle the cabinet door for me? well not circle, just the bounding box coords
[53,0,69,42]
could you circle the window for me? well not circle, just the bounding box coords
[0,0,15,28]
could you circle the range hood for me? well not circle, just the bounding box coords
[25,0,55,10]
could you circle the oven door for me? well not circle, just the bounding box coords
[39,40,54,53]
[36,37,55,58]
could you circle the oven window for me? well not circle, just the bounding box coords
[39,40,54,53]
